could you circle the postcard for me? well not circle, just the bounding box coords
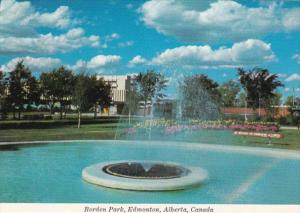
[0,0,299,213]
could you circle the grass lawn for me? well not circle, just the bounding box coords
[187,128,300,150]
[0,123,117,142]
[0,122,299,150]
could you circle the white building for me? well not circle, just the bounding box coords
[97,75,135,108]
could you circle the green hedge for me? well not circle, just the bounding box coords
[0,117,120,129]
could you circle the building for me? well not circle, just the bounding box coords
[221,106,291,118]
[100,75,133,103]
[98,75,135,114]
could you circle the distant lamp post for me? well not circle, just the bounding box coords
[244,98,248,122]
[292,108,300,130]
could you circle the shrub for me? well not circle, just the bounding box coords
[44,115,53,120]
[22,114,44,120]
[277,116,288,125]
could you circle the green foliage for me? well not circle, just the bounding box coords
[236,91,246,107]
[72,73,89,112]
[179,74,220,120]
[135,70,168,116]
[40,66,75,118]
[0,98,9,119]
[218,80,240,107]
[285,96,300,107]
[0,70,5,96]
[135,70,167,102]
[7,61,39,119]
[277,116,289,125]
[124,90,140,114]
[27,75,41,106]
[86,76,111,108]
[238,67,283,109]
[71,74,112,120]
[72,73,90,128]
[0,70,8,119]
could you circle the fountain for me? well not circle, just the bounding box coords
[82,161,208,191]
[1,75,300,203]
[81,74,219,191]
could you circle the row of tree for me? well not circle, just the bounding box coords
[178,67,289,119]
[123,67,286,120]
[1,61,295,123]
[0,61,112,124]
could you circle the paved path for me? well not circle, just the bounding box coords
[281,126,299,130]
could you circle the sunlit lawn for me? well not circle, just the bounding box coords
[188,128,300,150]
[0,123,117,142]
[0,122,299,150]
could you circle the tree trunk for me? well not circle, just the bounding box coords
[128,109,131,125]
[60,104,63,120]
[143,100,147,117]
[94,104,97,119]
[63,105,66,119]
[77,110,81,128]
[13,108,16,119]
[49,102,53,115]
[18,110,21,120]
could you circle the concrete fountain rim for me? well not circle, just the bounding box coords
[82,160,208,191]
[1,139,299,160]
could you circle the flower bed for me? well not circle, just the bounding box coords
[124,119,280,136]
[228,123,279,132]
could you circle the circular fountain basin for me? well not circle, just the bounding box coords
[82,161,208,191]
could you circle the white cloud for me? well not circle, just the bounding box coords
[0,0,100,55]
[2,54,122,74]
[98,33,121,48]
[87,55,121,69]
[1,56,62,72]
[128,55,147,67]
[105,33,120,42]
[286,73,300,82]
[282,8,300,31]
[139,0,300,42]
[0,0,72,37]
[73,55,121,73]
[277,73,287,78]
[151,39,276,69]
[0,28,100,54]
[292,54,300,64]
[126,3,134,9]
[118,41,134,48]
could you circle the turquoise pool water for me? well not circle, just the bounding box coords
[0,140,299,203]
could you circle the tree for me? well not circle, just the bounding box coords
[238,67,283,113]
[0,70,5,96]
[26,75,41,110]
[285,96,300,107]
[179,74,220,120]
[72,73,89,128]
[8,61,32,119]
[135,70,168,116]
[85,76,112,119]
[268,92,282,118]
[236,91,247,107]
[40,67,75,119]
[124,89,140,124]
[40,72,55,114]
[0,70,8,119]
[218,80,240,107]
[270,92,282,106]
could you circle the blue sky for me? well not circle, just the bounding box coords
[0,0,299,99]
